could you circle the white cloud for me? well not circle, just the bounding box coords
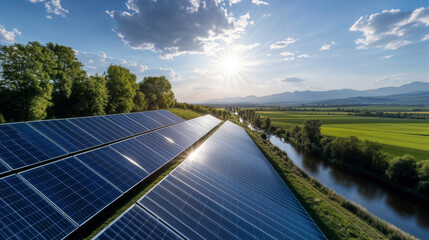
[28,0,68,17]
[108,0,251,59]
[252,0,268,6]
[283,57,295,61]
[282,77,304,83]
[229,0,242,5]
[422,34,429,41]
[270,37,298,49]
[381,55,393,59]
[320,41,335,51]
[350,7,429,50]
[298,54,312,58]
[0,25,21,43]
[280,51,295,56]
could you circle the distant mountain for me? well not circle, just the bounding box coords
[200,82,429,104]
[312,91,429,105]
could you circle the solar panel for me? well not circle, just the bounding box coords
[103,114,149,135]
[141,111,175,126]
[125,112,164,131]
[94,205,182,240]
[0,123,67,170]
[68,116,130,143]
[135,132,185,161]
[76,146,149,192]
[0,160,9,174]
[29,119,102,153]
[156,127,195,149]
[157,110,185,123]
[0,175,77,239]
[110,138,169,174]
[138,121,326,240]
[20,157,122,225]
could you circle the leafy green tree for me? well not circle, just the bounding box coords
[386,154,418,187]
[362,140,388,172]
[69,75,108,116]
[0,42,54,121]
[132,91,148,112]
[105,65,137,114]
[302,120,322,143]
[139,76,174,110]
[46,42,86,118]
[264,117,271,130]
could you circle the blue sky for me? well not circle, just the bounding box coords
[0,0,428,102]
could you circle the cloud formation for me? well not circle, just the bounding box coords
[108,0,251,59]
[350,7,429,50]
[320,41,335,50]
[282,77,304,83]
[0,25,21,43]
[28,0,68,17]
[252,0,268,6]
[270,37,298,49]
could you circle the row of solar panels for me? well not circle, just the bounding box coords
[0,114,221,239]
[95,121,326,240]
[0,110,184,173]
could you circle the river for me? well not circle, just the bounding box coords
[267,135,429,239]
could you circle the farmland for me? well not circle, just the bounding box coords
[256,110,429,160]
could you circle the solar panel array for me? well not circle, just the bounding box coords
[96,121,325,240]
[0,111,220,239]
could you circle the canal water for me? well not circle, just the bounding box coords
[267,135,429,239]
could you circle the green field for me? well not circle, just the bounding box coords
[257,111,429,160]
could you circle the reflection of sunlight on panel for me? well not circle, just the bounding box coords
[164,136,174,143]
[123,155,148,173]
[187,146,205,163]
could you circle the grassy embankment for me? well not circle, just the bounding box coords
[236,118,415,240]
[83,109,207,239]
[257,111,429,160]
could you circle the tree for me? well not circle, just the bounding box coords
[132,91,148,112]
[139,76,174,110]
[302,120,322,143]
[46,42,86,118]
[69,75,108,116]
[264,117,271,130]
[105,65,137,114]
[386,154,418,187]
[361,140,388,172]
[0,42,55,121]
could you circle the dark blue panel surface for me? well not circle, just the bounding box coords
[135,132,185,161]
[68,116,129,143]
[0,160,9,174]
[103,114,149,135]
[76,146,149,192]
[156,127,194,149]
[139,121,326,240]
[29,119,102,153]
[0,123,67,169]
[21,157,122,225]
[110,138,168,173]
[0,175,77,239]
[125,112,163,130]
[141,111,175,126]
[157,110,185,123]
[94,205,182,240]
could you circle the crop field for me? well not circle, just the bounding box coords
[257,111,429,160]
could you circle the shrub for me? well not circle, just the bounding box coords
[260,132,267,140]
[385,154,418,187]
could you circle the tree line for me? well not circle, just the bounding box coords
[0,41,175,122]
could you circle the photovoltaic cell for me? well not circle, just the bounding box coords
[0,175,77,239]
[76,146,149,192]
[141,111,175,126]
[110,138,169,174]
[29,119,102,153]
[135,132,185,161]
[0,161,9,174]
[139,121,326,240]
[94,205,182,240]
[156,127,195,149]
[20,157,122,225]
[68,116,130,143]
[157,110,185,124]
[125,112,164,130]
[0,123,67,170]
[103,114,149,135]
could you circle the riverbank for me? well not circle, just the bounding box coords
[231,118,415,239]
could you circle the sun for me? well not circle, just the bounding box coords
[221,56,241,75]
[214,50,245,81]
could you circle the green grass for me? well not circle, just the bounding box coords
[243,124,414,240]
[257,111,429,160]
[168,108,202,120]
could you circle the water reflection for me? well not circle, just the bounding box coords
[268,134,429,239]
